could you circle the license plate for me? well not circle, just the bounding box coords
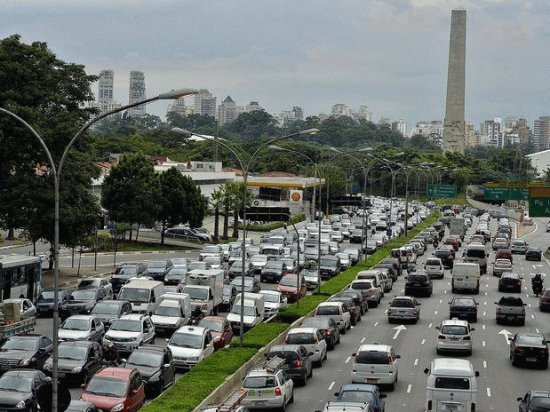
[526,357,538,362]
[39,307,48,312]
[446,405,458,411]
[253,400,267,405]
[414,283,421,287]
[366,378,378,383]
[450,337,460,341]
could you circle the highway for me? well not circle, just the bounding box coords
[286,216,549,412]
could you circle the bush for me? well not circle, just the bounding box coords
[140,347,257,412]
[278,293,332,323]
[232,322,290,348]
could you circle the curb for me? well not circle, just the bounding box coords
[0,242,32,251]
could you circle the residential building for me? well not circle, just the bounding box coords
[391,119,407,136]
[464,122,476,147]
[357,105,372,122]
[218,95,238,125]
[167,97,187,117]
[128,71,146,117]
[481,118,502,147]
[245,101,262,112]
[378,117,391,127]
[98,70,114,114]
[331,104,351,118]
[279,106,304,126]
[534,116,550,151]
[193,89,217,117]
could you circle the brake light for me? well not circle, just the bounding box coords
[284,336,289,344]
[387,356,393,364]
[324,330,332,336]
[438,335,446,340]
[313,335,318,343]
[496,308,502,314]
[275,387,282,396]
[517,280,521,285]
[427,400,432,410]
[294,359,303,367]
[515,347,525,353]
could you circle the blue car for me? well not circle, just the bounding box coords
[334,384,386,412]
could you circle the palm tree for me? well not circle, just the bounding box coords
[210,189,224,242]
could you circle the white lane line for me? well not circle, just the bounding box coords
[487,387,492,397]
[328,381,335,391]
[483,311,486,317]
[485,284,489,288]
[528,304,532,308]
[537,328,540,333]
[421,339,426,345]
[360,337,366,343]
[482,341,486,347]
[447,282,451,286]
[444,290,447,294]
[374,322,379,327]
[483,301,487,306]
[345,357,351,363]
[407,384,412,393]
[482,325,486,330]
[385,309,389,314]
[428,323,433,328]
[483,361,487,369]
[531,314,535,319]
[434,310,438,315]
[439,299,442,304]
[400,289,404,294]
[485,292,488,296]
[414,358,419,366]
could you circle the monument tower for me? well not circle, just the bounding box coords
[442,9,466,154]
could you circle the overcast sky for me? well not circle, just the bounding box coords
[2,0,550,132]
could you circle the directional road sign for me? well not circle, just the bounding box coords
[426,184,457,198]
[529,187,550,217]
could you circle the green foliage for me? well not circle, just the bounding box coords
[233,322,291,349]
[239,214,306,232]
[277,294,331,323]
[223,110,280,142]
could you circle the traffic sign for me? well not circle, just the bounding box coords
[484,186,529,201]
[426,184,457,198]
[529,187,550,217]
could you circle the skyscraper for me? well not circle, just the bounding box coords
[193,89,217,117]
[443,9,467,154]
[128,71,146,117]
[97,70,114,114]
[218,96,238,125]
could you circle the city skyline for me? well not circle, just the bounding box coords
[2,0,550,129]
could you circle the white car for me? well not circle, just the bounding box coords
[424,257,444,279]
[285,327,327,366]
[351,344,400,387]
[259,290,287,319]
[241,362,294,410]
[58,315,104,343]
[336,253,351,269]
[103,313,155,352]
[168,325,214,370]
[435,319,474,355]
[314,302,351,334]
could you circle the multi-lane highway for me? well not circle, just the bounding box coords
[286,216,549,412]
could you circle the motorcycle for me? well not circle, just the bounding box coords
[532,281,544,297]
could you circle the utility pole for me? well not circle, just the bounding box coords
[214,120,219,162]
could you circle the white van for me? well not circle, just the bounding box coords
[463,243,488,274]
[118,279,165,314]
[260,244,285,259]
[424,258,444,279]
[151,293,192,333]
[451,262,480,294]
[424,358,479,412]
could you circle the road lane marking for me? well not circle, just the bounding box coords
[537,328,540,333]
[360,337,366,343]
[482,341,486,347]
[392,325,407,339]
[428,323,432,328]
[421,339,425,345]
[531,314,535,319]
[444,290,447,294]
[485,284,488,288]
[385,309,388,313]
[439,299,442,304]
[483,361,487,369]
[414,358,419,366]
[485,292,488,296]
[528,304,532,308]
[482,325,486,330]
[483,301,487,306]
[374,322,379,327]
[328,381,335,391]
[483,311,486,317]
[407,384,412,393]
[345,357,351,363]
[487,387,492,397]
[434,310,438,315]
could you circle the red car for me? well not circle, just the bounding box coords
[81,367,145,412]
[199,316,233,350]
[278,274,307,303]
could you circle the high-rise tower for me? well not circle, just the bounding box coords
[97,70,114,114]
[128,71,146,117]
[442,9,467,154]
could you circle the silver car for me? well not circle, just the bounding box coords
[387,296,421,323]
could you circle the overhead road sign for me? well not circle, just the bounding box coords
[529,187,550,217]
[426,184,457,198]
[483,187,529,201]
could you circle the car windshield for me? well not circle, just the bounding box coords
[317,306,339,316]
[441,325,468,335]
[302,318,327,328]
[243,376,277,388]
[320,258,337,267]
[166,269,186,278]
[517,335,545,345]
[261,293,279,303]
[155,306,181,317]
[198,319,223,332]
[532,397,550,408]
[338,391,375,403]
[204,257,220,265]
[188,262,207,270]
[148,261,167,268]
[356,351,389,364]
[286,333,314,344]
[231,278,253,287]
[426,259,441,266]
[183,287,209,301]
[59,345,87,360]
[408,275,427,282]
[279,277,298,287]
[392,299,414,308]
[71,290,96,301]
[61,318,90,331]
[203,246,219,253]
[265,261,282,269]
[127,351,163,368]
[251,256,267,263]
[351,282,373,290]
[110,319,141,332]
[0,375,33,393]
[169,332,203,349]
[116,266,138,275]
[37,291,56,301]
[435,377,470,390]
[92,302,122,316]
[2,338,38,351]
[230,305,256,316]
[453,299,475,307]
[118,288,150,303]
[86,377,128,397]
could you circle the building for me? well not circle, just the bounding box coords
[442,9,467,154]
[217,96,238,125]
[481,118,502,147]
[97,70,114,114]
[193,89,217,117]
[245,101,262,112]
[357,105,372,122]
[331,104,351,118]
[378,117,391,127]
[128,71,146,117]
[391,120,407,136]
[464,122,476,147]
[534,116,550,151]
[167,98,187,117]
[279,106,304,126]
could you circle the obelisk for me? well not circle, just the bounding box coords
[442,9,466,154]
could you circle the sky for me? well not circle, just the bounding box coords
[2,0,550,132]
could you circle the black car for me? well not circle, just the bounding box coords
[300,316,340,350]
[221,285,238,311]
[434,247,454,269]
[404,274,433,297]
[230,276,260,293]
[338,289,369,315]
[67,400,100,412]
[109,263,148,295]
[517,390,550,411]
[328,296,361,326]
[319,256,341,279]
[509,332,549,369]
[90,299,133,329]
[228,261,253,280]
[0,369,58,411]
[349,229,363,243]
[60,288,107,319]
[378,257,402,278]
[498,272,523,293]
[526,247,543,261]
[164,267,188,286]
[43,341,103,385]
[124,345,175,397]
[145,260,173,282]
[34,288,71,317]
[449,296,478,322]
[260,261,287,283]
[0,335,53,372]
[265,344,313,386]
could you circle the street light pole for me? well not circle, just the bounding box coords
[0,87,198,412]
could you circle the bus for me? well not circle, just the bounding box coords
[0,254,42,300]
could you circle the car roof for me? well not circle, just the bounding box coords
[430,358,475,376]
[269,344,304,353]
[59,340,96,348]
[133,345,169,354]
[357,344,392,353]
[64,315,94,321]
[338,383,378,392]
[174,325,208,335]
[288,327,318,334]
[119,313,148,321]
[2,369,42,378]
[324,401,372,411]
[441,319,469,327]
[94,367,134,379]
[392,296,415,301]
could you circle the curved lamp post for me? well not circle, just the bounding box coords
[172,127,319,341]
[0,87,198,412]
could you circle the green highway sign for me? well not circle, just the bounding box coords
[529,187,550,217]
[427,184,457,198]
[510,187,529,201]
[484,186,529,201]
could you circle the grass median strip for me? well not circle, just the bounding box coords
[232,322,291,349]
[238,214,305,232]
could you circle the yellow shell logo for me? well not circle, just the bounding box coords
[291,192,301,202]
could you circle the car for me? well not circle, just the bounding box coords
[333,384,386,412]
[350,229,364,243]
[280,257,298,274]
[167,325,215,370]
[259,290,288,319]
[511,240,529,254]
[449,296,478,322]
[498,272,523,293]
[495,296,526,325]
[66,400,100,412]
[509,332,549,369]
[123,345,175,397]
[90,300,133,329]
[436,319,474,355]
[301,316,341,350]
[199,316,233,350]
[328,295,361,326]
[228,260,253,279]
[34,288,71,316]
[492,258,513,277]
[261,260,288,283]
[0,369,53,411]
[188,260,210,271]
[523,217,534,226]
[493,237,510,250]
[145,260,173,282]
[526,247,543,261]
[265,344,313,386]
[230,276,261,294]
[109,263,148,295]
[318,401,375,412]
[249,255,269,275]
[60,288,107,319]
[301,267,320,290]
[404,273,433,297]
[517,390,550,411]
[164,227,203,242]
[387,296,421,324]
[285,327,327,367]
[2,298,37,320]
[339,289,369,316]
[443,237,460,252]
[315,302,351,334]
[540,289,550,312]
[221,284,238,311]
[351,344,400,388]
[349,279,381,308]
[103,313,155,353]
[81,367,146,412]
[0,334,53,371]
[319,256,341,279]
[43,341,104,385]
[59,315,105,343]
[495,248,513,263]
[240,361,294,411]
[434,247,454,269]
[77,278,114,300]
[424,258,444,279]
[278,274,307,303]
[164,266,188,286]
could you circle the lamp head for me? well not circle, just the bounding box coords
[158,88,198,100]
[299,128,320,136]
[171,127,192,136]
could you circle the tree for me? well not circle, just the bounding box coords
[223,110,280,142]
[158,167,187,245]
[101,153,160,241]
[210,189,224,241]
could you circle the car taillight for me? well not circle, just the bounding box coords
[284,337,289,344]
[387,356,393,364]
[313,335,318,343]
[521,308,526,314]
[517,280,521,285]
[427,400,432,410]
[438,335,446,340]
[324,330,331,336]
[275,387,282,396]
[515,347,525,353]
[496,308,501,314]
[294,359,303,367]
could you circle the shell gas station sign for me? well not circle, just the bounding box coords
[289,190,303,204]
